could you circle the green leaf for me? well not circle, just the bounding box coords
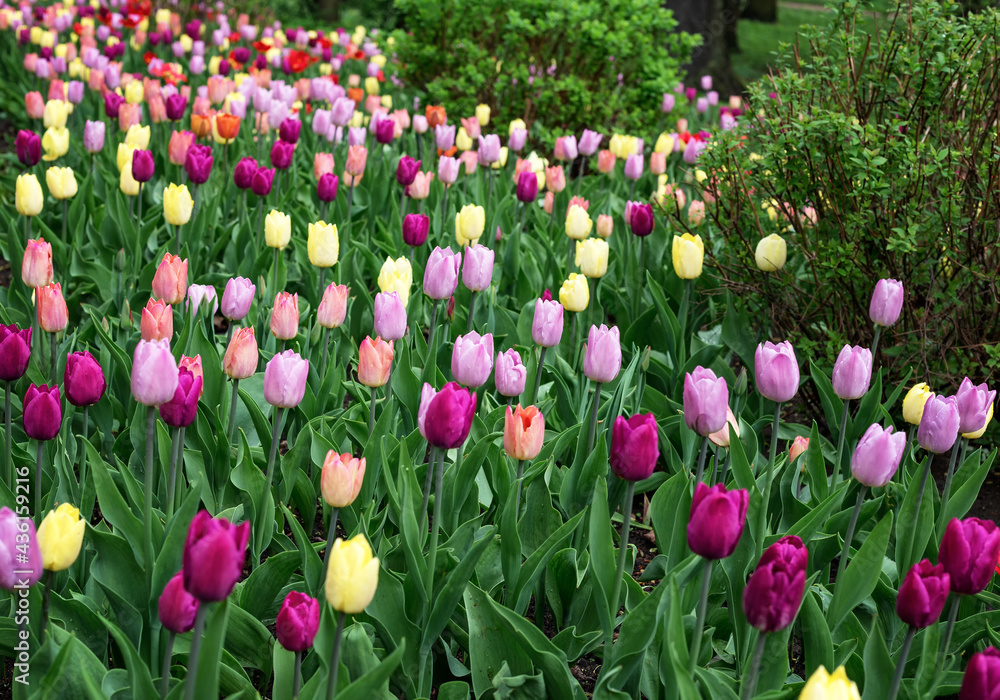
[894,458,935,582]
[861,618,893,700]
[588,476,616,647]
[193,599,230,699]
[827,512,893,632]
[800,590,834,678]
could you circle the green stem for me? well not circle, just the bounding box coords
[886,626,915,700]
[608,481,636,649]
[420,447,436,533]
[754,402,783,563]
[424,300,439,381]
[183,604,209,700]
[320,328,332,380]
[689,558,713,674]
[263,406,285,499]
[368,386,377,435]
[531,346,547,404]
[467,291,477,333]
[175,428,186,514]
[290,650,303,700]
[832,399,852,486]
[319,507,340,597]
[741,632,767,700]
[693,435,709,482]
[79,405,89,506]
[870,324,882,362]
[587,382,603,453]
[144,406,156,591]
[325,611,347,700]
[937,439,963,536]
[938,595,961,659]
[425,450,445,609]
[226,379,240,447]
[5,382,12,491]
[40,570,52,643]
[514,459,526,516]
[902,455,932,575]
[49,332,57,384]
[835,486,867,584]
[35,441,43,520]
[167,428,180,522]
[159,632,175,698]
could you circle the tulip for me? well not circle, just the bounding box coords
[36,283,68,334]
[0,325,32,382]
[742,535,808,632]
[358,337,394,388]
[584,324,621,384]
[168,131,194,166]
[314,152,335,180]
[0,507,42,589]
[184,144,213,184]
[158,366,202,429]
[36,503,85,571]
[831,345,873,401]
[516,170,538,203]
[478,134,501,164]
[672,233,704,279]
[21,238,53,288]
[594,215,614,240]
[373,292,407,341]
[45,167,77,200]
[438,155,460,185]
[419,382,477,449]
[462,245,495,293]
[163,183,193,227]
[132,339,180,407]
[141,298,174,342]
[939,517,1000,595]
[317,284,350,329]
[576,238,609,278]
[306,221,339,268]
[316,173,339,206]
[265,210,292,249]
[378,257,413,307]
[278,117,301,144]
[687,482,748,559]
[270,292,300,341]
[23,384,61,441]
[684,367,729,437]
[16,174,43,217]
[166,94,188,121]
[532,298,564,348]
[963,403,994,440]
[395,155,420,187]
[851,424,905,487]
[917,394,960,454]
[452,332,494,388]
[125,124,151,149]
[559,273,590,312]
[15,130,41,168]
[755,234,787,272]
[455,204,486,247]
[424,247,462,300]
[223,327,258,379]
[897,559,950,629]
[475,104,491,126]
[407,171,434,199]
[321,451,366,508]
[628,203,655,237]
[276,591,320,653]
[233,157,258,189]
[120,161,141,197]
[624,153,644,180]
[62,351,105,408]
[345,144,367,177]
[402,213,430,248]
[41,127,69,162]
[222,277,255,321]
[800,666,860,700]
[955,377,996,435]
[870,277,905,328]
[755,341,799,403]
[565,204,593,241]
[153,254,189,304]
[496,349,527,397]
[159,571,200,634]
[182,510,250,601]
[435,124,456,151]
[252,167,275,196]
[958,647,1000,700]
[325,535,379,614]
[610,413,659,481]
[508,128,527,152]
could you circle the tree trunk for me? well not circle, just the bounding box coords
[664,0,743,96]
[742,0,778,23]
[318,0,341,22]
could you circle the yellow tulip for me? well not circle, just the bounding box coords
[455,204,486,248]
[179,34,193,52]
[37,503,86,571]
[125,123,151,149]
[654,132,674,154]
[45,167,77,200]
[559,273,589,312]
[43,99,69,129]
[755,234,787,272]
[308,221,339,268]
[565,204,593,240]
[455,127,473,152]
[124,79,144,104]
[378,257,413,307]
[475,104,491,127]
[609,133,638,159]
[364,76,380,96]
[508,118,526,136]
[380,95,393,109]
[30,26,42,44]
[117,143,137,172]
[163,183,193,226]
[799,666,860,700]
[349,110,365,128]
[41,126,69,162]
[371,54,387,68]
[491,146,509,170]
[576,238,609,279]
[120,161,140,196]
[672,233,704,279]
[208,55,222,75]
[903,383,934,426]
[324,534,379,614]
[964,403,993,440]
[15,174,44,217]
[264,210,292,249]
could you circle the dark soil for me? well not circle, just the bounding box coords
[570,654,602,696]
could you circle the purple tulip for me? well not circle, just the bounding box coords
[83,120,106,153]
[461,244,494,292]
[683,367,729,436]
[917,394,960,454]
[558,134,578,160]
[131,339,179,407]
[158,367,202,428]
[263,350,309,409]
[396,155,421,187]
[330,97,355,126]
[938,517,1000,595]
[683,138,705,164]
[754,341,799,403]
[64,351,106,407]
[373,291,407,342]
[23,384,61,441]
[278,117,301,144]
[629,203,654,237]
[508,128,527,152]
[418,382,477,449]
[831,345,872,400]
[438,156,460,185]
[578,129,603,156]
[851,423,905,487]
[15,130,41,167]
[0,324,32,382]
[661,94,675,113]
[251,167,275,196]
[687,482,748,559]
[478,134,501,164]
[869,278,904,327]
[424,246,462,300]
[624,153,644,181]
[375,117,395,144]
[158,571,200,633]
[583,324,621,384]
[435,124,455,151]
[0,506,43,589]
[131,149,155,183]
[610,413,659,481]
[66,81,84,104]
[184,144,213,185]
[270,139,295,170]
[742,535,808,632]
[317,173,339,202]
[221,277,255,321]
[312,108,331,136]
[276,591,320,652]
[955,377,996,435]
[516,170,538,203]
[402,213,429,248]
[104,92,124,119]
[166,94,187,121]
[233,157,258,189]
[451,332,494,388]
[495,349,526,397]
[959,647,1000,700]
[182,510,250,602]
[897,559,950,629]
[532,298,564,348]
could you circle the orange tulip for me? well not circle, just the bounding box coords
[346,87,364,104]
[314,152,334,179]
[320,451,366,508]
[140,298,173,341]
[191,111,214,139]
[152,253,188,305]
[270,292,300,340]
[357,336,393,388]
[215,113,240,141]
[118,103,141,132]
[223,327,258,379]
[504,405,545,461]
[25,92,45,119]
[425,105,446,128]
[36,282,69,333]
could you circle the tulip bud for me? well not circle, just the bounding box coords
[831,345,873,400]
[958,647,1000,700]
[559,274,589,313]
[21,238,53,288]
[45,166,77,200]
[224,327,259,379]
[455,204,486,247]
[687,482,748,559]
[851,424,905,487]
[358,337,394,388]
[378,257,413,307]
[788,435,809,463]
[938,517,1000,595]
[955,377,996,436]
[755,234,787,272]
[132,339,180,406]
[504,404,544,460]
[36,282,68,333]
[897,559,950,629]
[583,324,621,383]
[869,278,904,327]
[576,238,609,279]
[140,298,173,342]
[182,510,250,601]
[23,384,62,441]
[424,246,462,300]
[233,156,258,189]
[495,349,527,397]
[325,535,379,614]
[451,331,494,388]
[152,253,189,305]
[596,214,613,239]
[461,244,494,292]
[418,382,477,449]
[265,210,292,249]
[252,166,275,196]
[159,366,202,428]
[15,174,44,217]
[672,233,704,279]
[683,367,728,436]
[221,277,256,321]
[610,413,659,481]
[917,395,960,454]
[742,535,808,632]
[36,503,85,571]
[163,183,194,226]
[318,284,350,329]
[276,591,320,652]
[903,383,933,425]
[755,341,799,403]
[565,204,593,241]
[800,667,860,700]
[158,571,200,633]
[320,451,366,508]
[708,406,740,448]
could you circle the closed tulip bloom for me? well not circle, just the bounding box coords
[373,292,406,341]
[831,345,873,400]
[629,203,655,237]
[125,124,151,149]
[233,157,258,189]
[120,161,141,196]
[504,404,544,460]
[168,130,194,165]
[41,127,69,162]
[16,174,43,217]
[395,155,420,187]
[314,152,335,180]
[672,233,704,279]
[318,284,350,329]
[321,451,366,508]
[435,123,456,151]
[306,221,339,268]
[221,277,255,321]
[939,517,1000,595]
[263,350,309,409]
[478,134,501,164]
[345,144,367,177]
[851,423,905,487]
[708,406,741,448]
[559,274,590,312]
[404,171,434,200]
[577,129,602,156]
[419,382,477,448]
[45,167,77,200]
[452,332,494,388]
[159,571,200,633]
[325,535,379,614]
[788,436,810,463]
[958,647,1000,700]
[584,324,622,383]
[963,403,994,440]
[576,238,609,278]
[897,559,950,629]
[153,253,189,304]
[596,214,614,239]
[438,155,460,185]
[358,337,394,388]
[224,327,259,379]
[516,169,538,203]
[955,377,996,435]
[742,535,808,633]
[159,366,202,428]
[610,413,659,481]
[917,394,960,454]
[252,167,275,196]
[378,257,413,307]
[532,298,564,347]
[23,384,61,441]
[455,204,486,247]
[269,139,294,171]
[624,153,644,180]
[687,482,749,559]
[0,507,43,589]
[650,151,667,176]
[132,339,180,406]
[317,172,339,203]
[461,244,494,292]
[265,210,292,249]
[166,94,188,121]
[0,325,32,382]
[36,503,85,571]
[684,367,729,436]
[424,246,462,300]
[270,292,300,340]
[184,144,213,184]
[755,234,787,272]
[182,510,250,602]
[401,213,430,248]
[63,351,105,408]
[495,349,527,397]
[163,183,193,226]
[141,298,173,341]
[870,278,904,327]
[16,130,41,168]
[565,204,593,240]
[36,283,68,333]
[276,591,320,652]
[508,128,527,152]
[800,666,860,700]
[278,117,301,144]
[755,341,800,403]
[21,238,53,288]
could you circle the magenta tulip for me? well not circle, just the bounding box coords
[0,324,32,382]
[276,591,321,652]
[896,559,950,629]
[23,384,61,441]
[418,382,477,449]
[182,510,250,602]
[687,482,748,559]
[938,517,1000,595]
[158,570,200,633]
[64,351,106,407]
[610,413,659,481]
[742,535,808,632]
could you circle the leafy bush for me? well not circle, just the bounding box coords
[694,0,1000,388]
[390,0,699,139]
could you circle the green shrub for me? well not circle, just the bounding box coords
[390,0,699,139]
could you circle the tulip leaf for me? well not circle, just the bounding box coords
[603,579,667,694]
[271,643,296,700]
[861,617,893,700]
[223,603,274,676]
[826,512,893,632]
[944,447,996,525]
[786,481,848,545]
[809,359,843,439]
[588,476,616,646]
[800,590,834,678]
[87,443,144,565]
[894,460,936,582]
[192,598,230,700]
[804,421,829,503]
[512,509,587,615]
[99,616,158,700]
[501,480,523,597]
[239,549,301,619]
[281,503,324,598]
